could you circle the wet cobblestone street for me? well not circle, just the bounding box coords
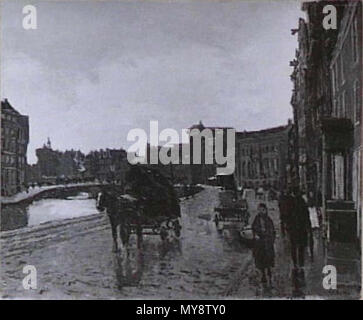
[1,187,251,299]
[1,186,359,300]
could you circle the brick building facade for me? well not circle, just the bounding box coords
[33,138,86,184]
[323,0,362,243]
[28,144,128,185]
[327,1,361,206]
[235,122,292,191]
[291,0,362,246]
[84,148,128,184]
[289,1,346,203]
[189,121,232,185]
[1,99,29,196]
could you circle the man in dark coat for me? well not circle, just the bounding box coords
[278,190,294,237]
[286,188,312,274]
[252,203,276,286]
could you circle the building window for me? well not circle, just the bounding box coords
[352,17,358,63]
[242,161,246,177]
[340,55,344,84]
[334,62,339,89]
[331,66,336,96]
[341,91,346,118]
[354,80,361,124]
[333,96,339,117]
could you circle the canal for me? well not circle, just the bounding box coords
[0,185,201,232]
[27,193,99,226]
[1,191,100,231]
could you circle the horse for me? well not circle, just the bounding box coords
[97,189,142,255]
[97,166,182,254]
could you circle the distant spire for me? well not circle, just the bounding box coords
[46,137,52,149]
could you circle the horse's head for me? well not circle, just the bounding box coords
[96,191,108,212]
[97,188,121,214]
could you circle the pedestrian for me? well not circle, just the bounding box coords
[278,189,294,237]
[307,198,319,230]
[286,187,312,279]
[306,197,319,262]
[252,203,276,287]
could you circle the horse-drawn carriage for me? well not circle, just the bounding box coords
[214,190,249,233]
[97,165,182,254]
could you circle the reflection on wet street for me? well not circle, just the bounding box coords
[1,187,250,299]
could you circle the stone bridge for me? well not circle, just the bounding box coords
[2,183,105,208]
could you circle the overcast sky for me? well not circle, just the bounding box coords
[1,0,304,164]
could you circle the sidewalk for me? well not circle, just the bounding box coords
[232,200,361,299]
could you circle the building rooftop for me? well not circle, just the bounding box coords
[236,123,291,138]
[1,99,25,116]
[189,120,233,131]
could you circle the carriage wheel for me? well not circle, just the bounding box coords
[215,215,223,233]
[136,224,143,249]
[173,219,181,238]
[152,224,160,235]
[166,219,174,229]
[214,215,219,227]
[160,226,168,241]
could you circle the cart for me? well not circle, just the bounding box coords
[214,190,249,233]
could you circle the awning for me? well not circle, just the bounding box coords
[321,118,354,153]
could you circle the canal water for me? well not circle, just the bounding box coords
[1,192,99,231]
[1,186,200,232]
[27,193,99,226]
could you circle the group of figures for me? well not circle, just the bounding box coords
[96,165,182,256]
[251,187,316,294]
